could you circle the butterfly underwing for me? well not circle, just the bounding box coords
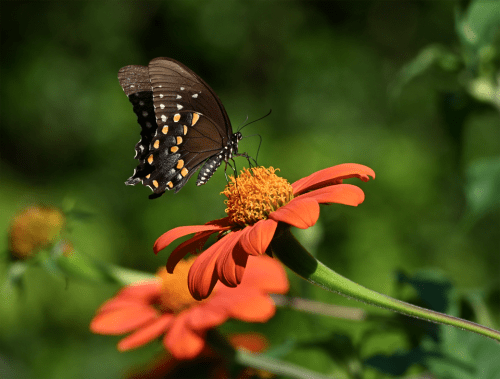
[118,57,242,199]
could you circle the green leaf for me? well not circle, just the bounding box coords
[456,0,500,49]
[390,45,460,99]
[365,270,500,378]
[464,157,500,220]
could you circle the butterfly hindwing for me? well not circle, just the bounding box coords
[118,65,157,183]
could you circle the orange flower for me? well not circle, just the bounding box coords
[90,255,288,360]
[8,205,67,260]
[125,333,269,379]
[154,164,374,300]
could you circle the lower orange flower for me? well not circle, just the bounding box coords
[90,255,288,360]
[154,164,375,300]
[126,333,269,379]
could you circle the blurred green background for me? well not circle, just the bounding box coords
[1,1,499,378]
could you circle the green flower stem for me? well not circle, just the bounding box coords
[236,350,336,379]
[270,224,500,342]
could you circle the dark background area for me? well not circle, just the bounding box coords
[1,1,499,378]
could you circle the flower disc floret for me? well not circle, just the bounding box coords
[157,259,201,313]
[223,167,294,226]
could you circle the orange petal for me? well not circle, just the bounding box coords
[204,216,232,228]
[297,184,365,206]
[227,290,276,322]
[184,305,229,330]
[233,242,249,285]
[164,315,205,360]
[97,298,149,314]
[90,306,158,335]
[269,197,320,229]
[117,314,174,351]
[216,237,240,288]
[238,219,277,256]
[188,233,240,300]
[154,223,229,255]
[242,255,289,294]
[166,230,214,273]
[114,281,161,301]
[292,164,375,195]
[216,235,251,287]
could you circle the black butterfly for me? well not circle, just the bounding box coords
[118,57,243,199]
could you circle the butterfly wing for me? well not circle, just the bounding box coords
[118,58,233,198]
[118,65,157,181]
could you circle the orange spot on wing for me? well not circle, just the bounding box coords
[191,113,200,126]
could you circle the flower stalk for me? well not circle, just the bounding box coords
[271,223,500,342]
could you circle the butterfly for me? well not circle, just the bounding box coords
[118,57,243,199]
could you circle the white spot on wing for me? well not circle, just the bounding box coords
[160,94,164,98]
[161,115,167,122]
[176,95,182,99]
[180,87,185,90]
[192,94,198,98]
[160,104,165,109]
[177,104,183,110]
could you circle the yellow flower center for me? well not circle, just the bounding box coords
[157,257,205,313]
[8,205,65,259]
[222,167,294,226]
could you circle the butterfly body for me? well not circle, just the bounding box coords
[118,57,242,198]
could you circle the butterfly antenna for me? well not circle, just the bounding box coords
[237,109,272,133]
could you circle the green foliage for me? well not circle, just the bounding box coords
[365,270,500,378]
[464,157,500,220]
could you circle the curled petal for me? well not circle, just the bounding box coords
[90,306,158,335]
[217,236,250,287]
[164,315,205,360]
[204,217,232,228]
[269,197,320,229]
[232,242,249,285]
[216,236,240,288]
[292,164,375,195]
[154,223,229,255]
[238,219,277,256]
[117,314,174,351]
[297,184,365,206]
[166,230,214,273]
[188,232,241,300]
